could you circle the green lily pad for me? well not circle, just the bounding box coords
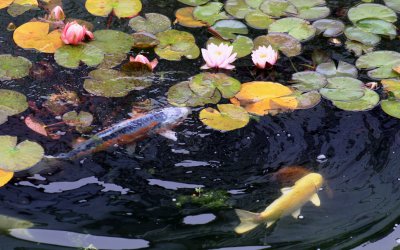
[291,71,327,91]
[7,2,38,17]
[199,104,249,131]
[332,89,379,111]
[345,40,374,57]
[244,0,263,8]
[98,53,127,69]
[178,0,210,6]
[245,10,274,29]
[259,0,297,18]
[294,91,321,109]
[316,61,358,78]
[268,17,316,42]
[381,79,400,98]
[84,69,151,97]
[54,44,104,69]
[312,19,345,37]
[132,32,159,49]
[191,73,241,98]
[155,30,199,61]
[356,51,400,79]
[253,33,302,57]
[207,36,253,58]
[344,26,381,46]
[210,20,248,40]
[90,30,134,55]
[85,0,142,18]
[381,99,400,118]
[320,77,365,101]
[0,54,32,80]
[167,81,221,107]
[355,18,397,39]
[288,0,330,20]
[62,111,93,128]
[128,13,171,34]
[193,2,229,25]
[348,3,397,23]
[224,0,253,18]
[0,136,44,172]
[0,89,28,125]
[384,0,400,12]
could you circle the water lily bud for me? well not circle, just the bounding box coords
[61,21,94,45]
[50,6,65,21]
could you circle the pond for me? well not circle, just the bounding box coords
[1,0,400,249]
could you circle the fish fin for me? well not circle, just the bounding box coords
[266,220,276,228]
[158,130,177,141]
[234,209,261,234]
[310,193,321,206]
[281,187,292,194]
[291,209,301,218]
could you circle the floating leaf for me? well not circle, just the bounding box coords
[90,30,134,55]
[193,2,229,25]
[312,19,345,37]
[332,89,379,111]
[235,81,293,102]
[210,20,248,40]
[344,26,381,46]
[320,77,365,101]
[356,51,400,79]
[85,0,142,18]
[289,0,330,20]
[178,0,209,6]
[316,61,358,78]
[259,0,297,18]
[245,10,274,29]
[224,0,253,18]
[0,169,13,187]
[199,104,249,131]
[13,22,63,53]
[84,69,150,97]
[132,32,159,48]
[294,91,321,109]
[0,136,44,172]
[268,17,316,42]
[0,54,32,80]
[0,89,28,125]
[207,36,253,58]
[190,73,241,98]
[175,7,207,28]
[253,33,302,57]
[348,3,397,23]
[24,115,48,136]
[63,111,93,128]
[129,13,171,34]
[345,40,374,57]
[168,81,221,107]
[291,71,327,91]
[7,0,38,17]
[384,0,400,13]
[381,79,400,98]
[381,100,400,118]
[155,30,199,61]
[355,18,397,39]
[54,44,104,69]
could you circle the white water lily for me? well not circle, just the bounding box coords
[201,43,237,70]
[251,45,279,69]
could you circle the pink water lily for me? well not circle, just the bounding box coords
[130,55,158,71]
[251,45,279,69]
[201,43,237,70]
[61,21,94,45]
[50,6,65,21]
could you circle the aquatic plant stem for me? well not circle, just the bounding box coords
[289,58,298,72]
[107,14,113,29]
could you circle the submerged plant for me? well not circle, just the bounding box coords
[176,189,230,209]
[201,43,237,70]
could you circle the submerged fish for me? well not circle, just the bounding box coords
[234,173,324,234]
[51,107,191,159]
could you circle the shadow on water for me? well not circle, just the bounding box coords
[1,0,400,249]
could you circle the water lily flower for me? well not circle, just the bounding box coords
[61,21,94,45]
[130,55,158,71]
[50,6,65,21]
[201,43,237,70]
[251,45,279,69]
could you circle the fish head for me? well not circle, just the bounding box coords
[307,173,324,189]
[160,107,191,127]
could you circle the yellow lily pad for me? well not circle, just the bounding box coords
[199,104,249,131]
[85,0,142,18]
[235,81,293,102]
[0,169,13,187]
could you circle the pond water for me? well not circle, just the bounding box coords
[1,0,400,249]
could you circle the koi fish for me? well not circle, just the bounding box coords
[51,107,191,159]
[234,173,324,234]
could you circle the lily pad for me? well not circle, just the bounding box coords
[0,54,32,80]
[129,13,171,34]
[178,0,210,6]
[355,18,397,39]
[207,36,253,58]
[344,26,381,46]
[294,91,321,109]
[155,30,199,61]
[381,79,400,98]
[193,2,229,25]
[291,71,327,91]
[235,81,293,102]
[7,0,38,17]
[320,77,365,101]
[210,20,248,40]
[268,17,316,42]
[356,51,400,79]
[224,0,253,18]
[312,19,345,37]
[190,73,241,98]
[245,10,274,29]
[132,32,159,48]
[90,30,134,55]
[289,0,330,20]
[62,111,93,128]
[253,33,302,57]
[384,0,400,12]
[0,89,28,125]
[54,44,104,69]
[85,0,142,18]
[345,40,374,57]
[332,89,379,111]
[199,104,249,131]
[348,3,397,24]
[0,169,13,187]
[381,100,400,118]
[175,7,207,28]
[316,61,358,78]
[167,81,221,107]
[13,21,63,53]
[84,69,151,97]
[0,136,44,172]
[259,0,297,18]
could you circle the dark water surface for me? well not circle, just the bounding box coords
[1,0,400,249]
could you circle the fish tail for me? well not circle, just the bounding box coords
[234,209,261,234]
